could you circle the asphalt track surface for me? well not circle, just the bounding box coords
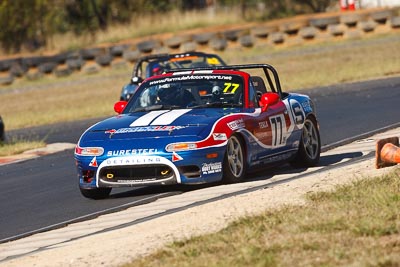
[1,75,400,242]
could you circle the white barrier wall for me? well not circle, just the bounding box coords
[358,0,400,8]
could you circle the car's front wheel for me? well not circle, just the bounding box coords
[290,116,321,168]
[79,187,112,199]
[223,135,247,183]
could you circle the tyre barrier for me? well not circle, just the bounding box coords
[0,7,399,86]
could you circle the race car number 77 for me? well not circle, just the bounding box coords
[270,114,287,147]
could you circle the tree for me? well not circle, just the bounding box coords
[0,0,62,52]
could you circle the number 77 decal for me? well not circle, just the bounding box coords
[223,83,240,93]
[270,114,287,147]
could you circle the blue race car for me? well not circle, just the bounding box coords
[75,64,321,199]
[120,51,226,101]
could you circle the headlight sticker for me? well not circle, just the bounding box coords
[172,152,183,162]
[89,157,98,167]
[213,133,227,141]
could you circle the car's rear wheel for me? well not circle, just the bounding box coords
[290,117,321,168]
[79,187,111,200]
[223,135,246,183]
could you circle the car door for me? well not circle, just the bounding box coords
[249,79,298,165]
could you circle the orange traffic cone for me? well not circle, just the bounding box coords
[375,137,400,169]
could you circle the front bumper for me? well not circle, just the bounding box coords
[76,149,226,189]
[97,156,180,187]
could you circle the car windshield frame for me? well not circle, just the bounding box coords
[122,73,245,113]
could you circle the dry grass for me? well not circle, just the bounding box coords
[125,170,400,267]
[0,139,45,156]
[46,8,245,53]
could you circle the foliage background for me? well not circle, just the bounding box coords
[0,0,334,54]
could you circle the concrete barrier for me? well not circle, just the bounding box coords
[0,7,399,86]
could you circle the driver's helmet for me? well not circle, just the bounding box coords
[151,63,163,76]
[157,84,180,104]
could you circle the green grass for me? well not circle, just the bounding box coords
[124,170,400,267]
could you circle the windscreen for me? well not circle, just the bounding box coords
[124,74,244,113]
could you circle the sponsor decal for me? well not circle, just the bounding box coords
[105,125,187,135]
[213,133,227,141]
[259,121,268,129]
[116,178,157,183]
[149,75,233,86]
[89,157,98,167]
[107,149,158,157]
[97,156,182,184]
[227,118,245,131]
[105,129,116,134]
[301,100,312,113]
[105,157,161,165]
[201,162,222,174]
[172,152,183,162]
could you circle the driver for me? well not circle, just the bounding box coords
[157,85,195,107]
[151,63,164,76]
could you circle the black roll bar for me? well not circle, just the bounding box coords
[166,64,283,98]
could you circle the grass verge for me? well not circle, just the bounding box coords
[124,169,400,267]
[0,139,46,157]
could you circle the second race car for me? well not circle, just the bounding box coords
[75,64,321,199]
[120,51,226,101]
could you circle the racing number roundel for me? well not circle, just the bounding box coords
[289,99,305,125]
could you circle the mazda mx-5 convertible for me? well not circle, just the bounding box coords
[75,64,321,199]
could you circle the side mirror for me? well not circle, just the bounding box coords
[131,76,143,84]
[114,101,128,114]
[259,92,280,112]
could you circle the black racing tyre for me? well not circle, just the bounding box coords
[80,187,111,199]
[223,29,243,41]
[223,135,247,183]
[210,38,227,51]
[309,16,340,29]
[0,75,14,85]
[290,117,321,168]
[299,26,317,40]
[80,48,102,60]
[239,35,254,48]
[38,62,57,74]
[123,50,141,62]
[192,32,216,45]
[164,35,190,49]
[270,32,285,44]
[110,45,128,57]
[95,54,113,66]
[137,40,160,53]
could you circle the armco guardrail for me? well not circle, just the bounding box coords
[0,7,399,86]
